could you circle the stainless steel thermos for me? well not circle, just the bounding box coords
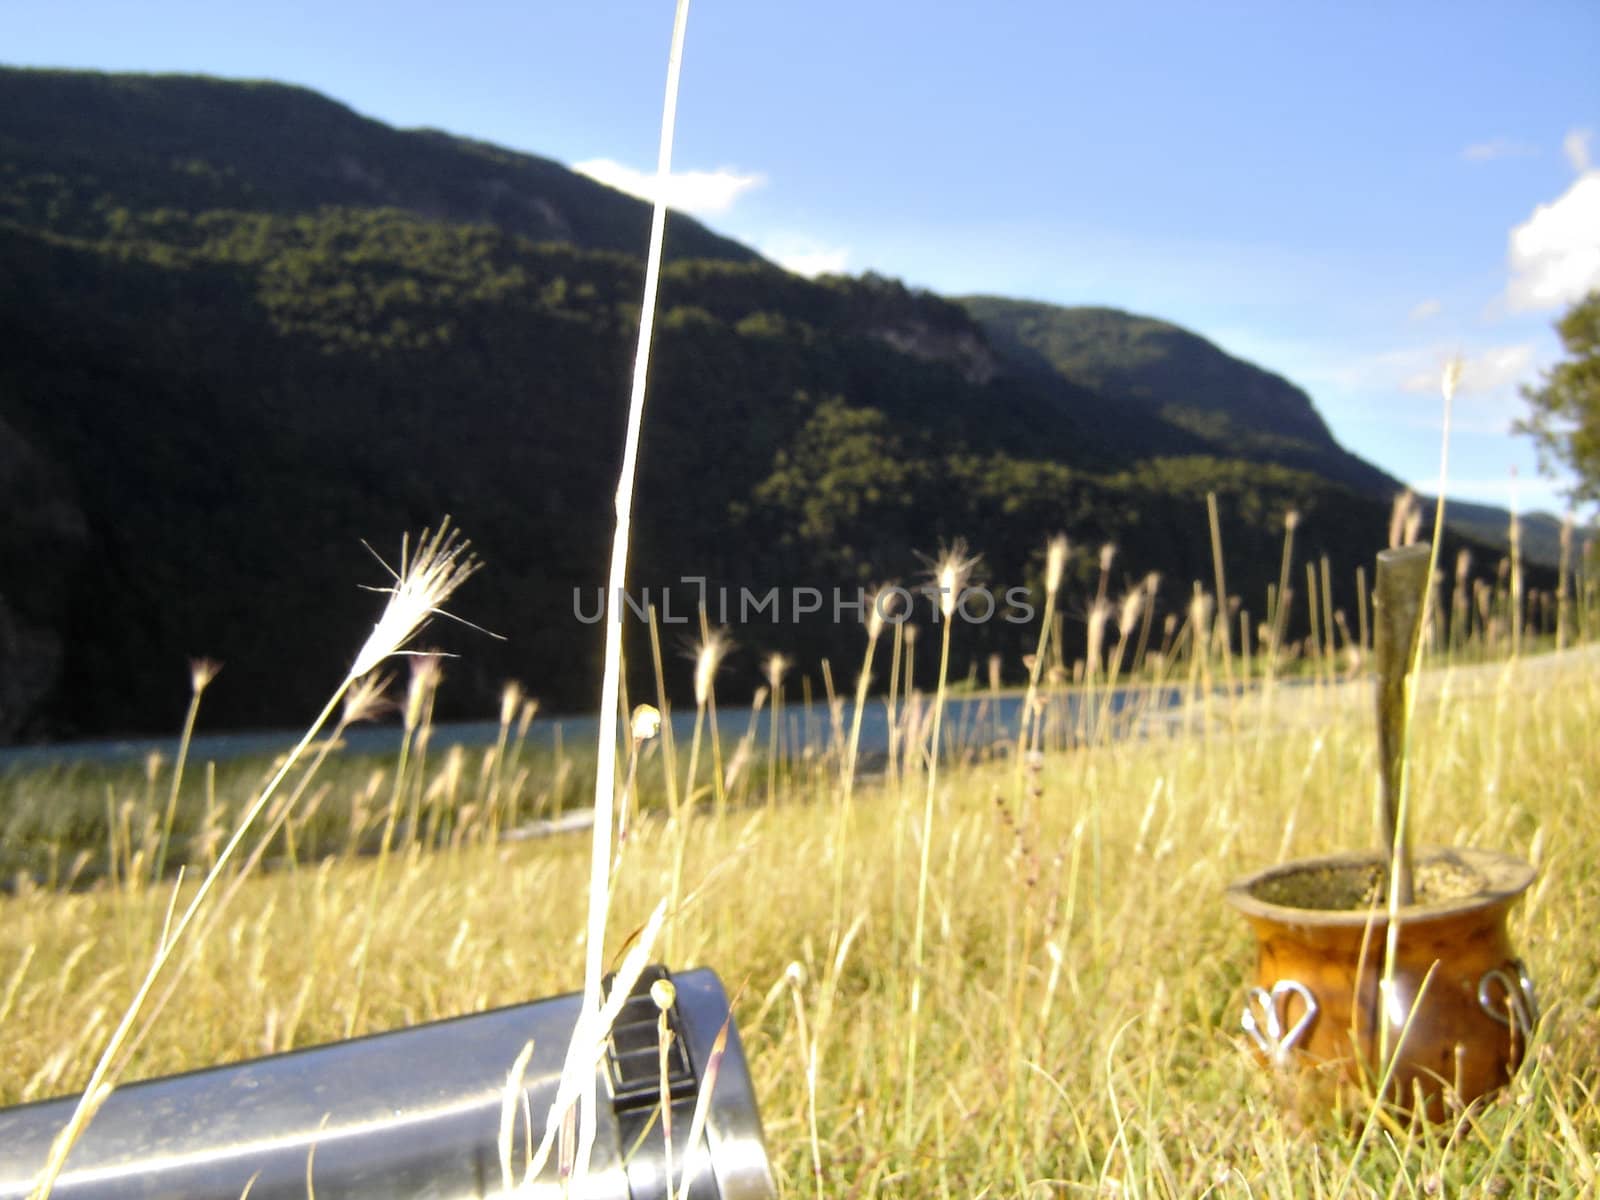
[0,966,775,1200]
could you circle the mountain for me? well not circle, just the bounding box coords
[1431,500,1581,573]
[959,297,1397,496]
[959,297,1589,566]
[0,67,758,265]
[0,68,1552,742]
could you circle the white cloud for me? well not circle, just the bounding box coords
[1408,298,1442,321]
[1399,344,1535,396]
[1462,138,1538,162]
[1506,170,1600,311]
[758,237,851,278]
[572,158,765,217]
[1564,128,1593,173]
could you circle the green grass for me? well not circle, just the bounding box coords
[3,642,1596,1196]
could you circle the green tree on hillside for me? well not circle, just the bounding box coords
[1518,289,1600,507]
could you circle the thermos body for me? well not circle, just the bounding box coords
[0,966,775,1200]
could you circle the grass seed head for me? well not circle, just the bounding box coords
[694,630,732,707]
[1404,506,1424,547]
[188,657,222,695]
[1087,599,1111,669]
[403,652,443,732]
[930,539,980,620]
[499,681,522,727]
[351,519,484,681]
[763,651,790,692]
[1442,357,1463,404]
[1118,587,1145,633]
[1045,535,1069,598]
[1388,490,1419,550]
[342,672,392,725]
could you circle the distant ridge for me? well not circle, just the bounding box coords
[958,296,1398,496]
[0,66,760,264]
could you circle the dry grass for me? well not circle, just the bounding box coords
[3,641,1597,1196]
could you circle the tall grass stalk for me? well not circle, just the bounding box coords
[903,542,974,1145]
[1270,511,1299,668]
[1206,493,1234,690]
[555,0,690,1181]
[883,622,904,792]
[346,673,419,1036]
[151,660,219,885]
[648,606,681,820]
[1509,474,1525,658]
[764,653,789,810]
[1015,536,1067,782]
[842,601,885,807]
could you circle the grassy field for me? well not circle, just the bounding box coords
[3,635,1597,1197]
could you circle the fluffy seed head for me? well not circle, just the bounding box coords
[499,681,523,727]
[342,671,392,725]
[351,519,484,681]
[763,651,790,692]
[188,657,222,695]
[1118,587,1145,633]
[1086,599,1111,669]
[930,539,980,620]
[1045,535,1069,598]
[1442,358,1462,405]
[1098,542,1117,575]
[403,652,443,732]
[1189,591,1215,648]
[694,630,732,707]
[517,699,540,738]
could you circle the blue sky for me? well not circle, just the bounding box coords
[8,1,1599,515]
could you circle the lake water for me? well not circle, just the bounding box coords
[0,684,1186,774]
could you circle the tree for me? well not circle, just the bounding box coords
[1518,289,1600,507]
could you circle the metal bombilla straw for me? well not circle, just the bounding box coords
[1373,543,1430,907]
